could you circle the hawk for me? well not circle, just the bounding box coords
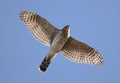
[19,11,103,72]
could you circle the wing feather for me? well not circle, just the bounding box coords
[19,11,59,46]
[61,37,103,65]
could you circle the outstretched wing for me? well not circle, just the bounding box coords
[61,37,103,66]
[19,11,59,46]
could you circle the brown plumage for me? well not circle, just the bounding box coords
[19,11,103,72]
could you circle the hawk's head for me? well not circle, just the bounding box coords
[62,25,70,38]
[62,25,70,31]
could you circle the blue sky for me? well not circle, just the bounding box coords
[0,0,120,83]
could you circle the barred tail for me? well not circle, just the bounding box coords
[39,56,51,72]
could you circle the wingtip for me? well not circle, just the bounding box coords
[19,11,26,20]
[95,58,104,66]
[19,11,39,21]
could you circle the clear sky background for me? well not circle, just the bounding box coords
[0,0,120,83]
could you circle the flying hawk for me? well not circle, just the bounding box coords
[19,11,103,72]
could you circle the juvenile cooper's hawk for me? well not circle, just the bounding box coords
[19,11,103,72]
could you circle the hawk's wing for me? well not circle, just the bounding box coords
[61,37,103,65]
[20,11,59,46]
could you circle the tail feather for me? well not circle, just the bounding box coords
[39,56,51,72]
